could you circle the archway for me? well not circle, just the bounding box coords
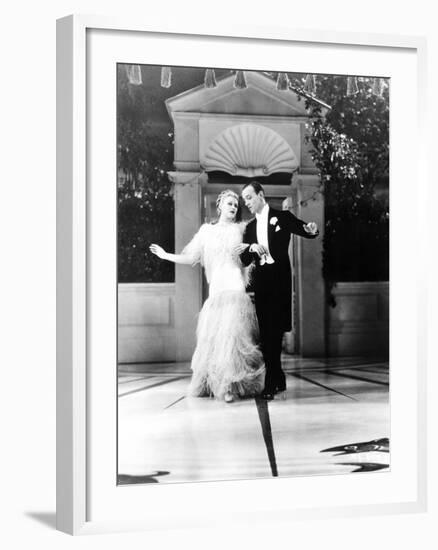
[165,71,326,360]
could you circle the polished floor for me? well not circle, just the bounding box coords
[117,357,389,485]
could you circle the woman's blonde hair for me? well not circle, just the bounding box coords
[215,189,241,221]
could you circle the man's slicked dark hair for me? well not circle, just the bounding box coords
[242,180,265,196]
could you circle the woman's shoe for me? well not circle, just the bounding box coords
[224,392,234,403]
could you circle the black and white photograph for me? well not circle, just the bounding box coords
[116,64,390,485]
[2,0,434,543]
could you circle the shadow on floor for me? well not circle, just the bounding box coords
[25,511,56,530]
[118,471,170,485]
[321,437,389,455]
[337,462,389,473]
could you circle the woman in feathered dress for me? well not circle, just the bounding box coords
[150,190,265,403]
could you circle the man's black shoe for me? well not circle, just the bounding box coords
[261,390,274,400]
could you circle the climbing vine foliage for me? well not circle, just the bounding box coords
[300,75,389,283]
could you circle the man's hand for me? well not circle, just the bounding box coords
[250,243,269,257]
[304,222,318,235]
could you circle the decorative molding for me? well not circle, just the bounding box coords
[166,71,330,122]
[297,167,320,176]
[174,112,311,124]
[167,171,201,185]
[332,281,389,294]
[118,283,175,291]
[202,123,298,177]
[173,161,201,172]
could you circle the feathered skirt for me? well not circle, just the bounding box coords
[188,290,265,400]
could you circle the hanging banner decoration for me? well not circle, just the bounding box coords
[161,66,172,88]
[304,74,316,95]
[346,76,359,96]
[372,77,385,97]
[234,70,247,89]
[204,69,217,88]
[276,72,290,91]
[125,65,142,85]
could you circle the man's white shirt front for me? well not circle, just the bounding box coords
[254,204,275,265]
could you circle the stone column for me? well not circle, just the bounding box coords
[296,174,326,356]
[168,171,202,362]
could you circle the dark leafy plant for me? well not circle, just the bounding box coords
[117,68,175,283]
[298,75,389,284]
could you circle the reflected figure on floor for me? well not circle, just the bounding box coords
[150,190,265,403]
[240,181,319,400]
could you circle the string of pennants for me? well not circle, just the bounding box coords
[125,65,387,97]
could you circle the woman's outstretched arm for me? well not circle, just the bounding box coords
[149,244,194,265]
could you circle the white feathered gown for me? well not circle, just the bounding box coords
[182,222,265,400]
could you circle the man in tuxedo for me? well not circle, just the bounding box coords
[240,181,319,400]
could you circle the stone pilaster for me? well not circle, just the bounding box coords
[168,171,202,361]
[296,174,326,356]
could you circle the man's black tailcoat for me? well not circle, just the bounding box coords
[240,207,318,393]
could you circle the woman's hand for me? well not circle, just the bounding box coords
[233,243,250,255]
[149,244,167,260]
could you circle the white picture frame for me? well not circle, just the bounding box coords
[56,15,428,535]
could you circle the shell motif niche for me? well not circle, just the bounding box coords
[202,123,298,178]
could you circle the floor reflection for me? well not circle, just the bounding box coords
[118,358,390,483]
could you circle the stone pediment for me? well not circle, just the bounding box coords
[166,71,329,120]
